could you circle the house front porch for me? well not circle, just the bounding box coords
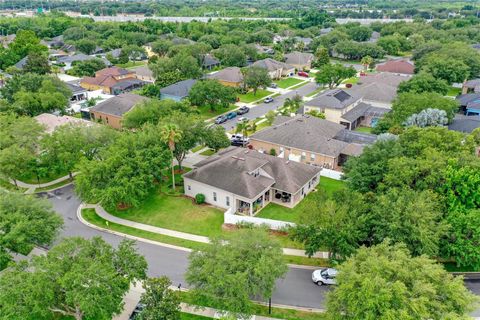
[235,190,271,216]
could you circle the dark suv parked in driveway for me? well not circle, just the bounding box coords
[237,106,250,115]
[215,115,227,124]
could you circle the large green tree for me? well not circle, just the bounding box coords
[0,237,147,320]
[243,66,272,95]
[315,63,356,89]
[202,126,231,152]
[0,191,63,270]
[326,241,477,320]
[398,72,450,95]
[23,53,51,75]
[138,277,181,320]
[189,79,237,112]
[69,58,107,77]
[186,229,287,317]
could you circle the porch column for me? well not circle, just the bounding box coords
[249,202,253,216]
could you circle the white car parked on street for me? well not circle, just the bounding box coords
[312,268,337,286]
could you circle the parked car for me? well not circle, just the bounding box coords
[312,268,337,286]
[215,115,227,124]
[264,97,274,103]
[237,106,250,115]
[298,71,309,77]
[226,111,237,119]
[237,116,248,123]
[269,83,278,88]
[129,303,145,319]
[231,134,249,146]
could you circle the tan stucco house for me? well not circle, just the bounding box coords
[207,67,244,88]
[80,66,145,95]
[183,147,321,216]
[252,58,295,79]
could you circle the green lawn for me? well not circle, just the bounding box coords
[110,189,225,237]
[256,177,346,223]
[35,179,74,193]
[117,60,147,69]
[274,77,304,89]
[190,145,205,153]
[238,89,273,103]
[355,126,373,134]
[17,170,68,185]
[447,87,462,97]
[181,313,212,320]
[0,178,27,193]
[196,104,237,121]
[200,149,215,156]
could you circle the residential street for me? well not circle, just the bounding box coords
[220,81,319,131]
[42,185,480,315]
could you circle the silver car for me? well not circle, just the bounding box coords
[312,268,337,286]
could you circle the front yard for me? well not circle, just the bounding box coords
[238,89,273,103]
[447,87,462,97]
[256,177,346,223]
[274,77,304,89]
[196,104,238,121]
[355,126,373,134]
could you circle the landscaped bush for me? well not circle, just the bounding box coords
[195,193,206,204]
[269,148,277,156]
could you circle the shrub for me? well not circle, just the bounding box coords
[195,193,206,204]
[269,148,277,156]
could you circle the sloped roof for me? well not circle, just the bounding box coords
[90,93,148,117]
[448,115,480,133]
[14,56,28,70]
[202,54,220,67]
[252,58,292,72]
[35,113,92,133]
[251,115,377,157]
[307,89,359,110]
[376,59,415,74]
[464,79,480,89]
[284,51,314,66]
[131,65,153,78]
[95,66,133,77]
[160,79,197,98]
[349,82,398,104]
[207,67,244,83]
[185,147,321,199]
[457,93,480,106]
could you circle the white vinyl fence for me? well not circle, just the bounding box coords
[224,207,295,230]
[320,168,343,180]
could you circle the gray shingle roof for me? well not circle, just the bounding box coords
[202,54,220,68]
[284,52,314,66]
[307,89,359,110]
[90,93,148,117]
[251,115,348,157]
[160,79,197,98]
[66,82,87,94]
[207,67,244,83]
[252,58,291,72]
[131,65,153,78]
[339,102,389,123]
[448,115,480,133]
[457,93,480,106]
[185,147,321,199]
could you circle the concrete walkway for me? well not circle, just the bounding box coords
[115,283,295,320]
[10,172,77,194]
[86,204,329,259]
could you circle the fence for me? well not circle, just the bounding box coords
[224,207,295,230]
[320,168,343,180]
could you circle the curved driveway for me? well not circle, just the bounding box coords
[43,185,480,315]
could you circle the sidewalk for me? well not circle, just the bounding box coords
[84,204,329,259]
[10,172,77,194]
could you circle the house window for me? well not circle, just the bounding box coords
[106,117,109,123]
[310,154,316,161]
[226,196,230,206]
[187,185,191,191]
[213,192,217,202]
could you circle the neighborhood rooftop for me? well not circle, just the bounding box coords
[90,93,148,117]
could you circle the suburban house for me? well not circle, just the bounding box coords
[160,79,197,101]
[207,67,244,87]
[202,54,220,70]
[80,66,146,95]
[284,52,314,70]
[34,113,92,134]
[249,115,377,170]
[89,93,148,129]
[294,37,313,50]
[457,93,480,115]
[304,89,390,129]
[368,31,381,43]
[0,34,16,48]
[462,79,480,94]
[252,58,294,79]
[13,56,28,70]
[449,114,480,133]
[376,59,415,75]
[131,65,155,82]
[183,146,322,215]
[66,82,88,102]
[42,35,64,48]
[348,73,409,108]
[56,53,111,70]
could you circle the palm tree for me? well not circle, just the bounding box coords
[160,124,182,192]
[360,55,373,71]
[235,120,252,147]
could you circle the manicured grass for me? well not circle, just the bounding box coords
[355,126,373,134]
[0,178,27,193]
[238,89,273,103]
[200,149,215,156]
[35,179,74,193]
[82,208,208,251]
[118,60,147,68]
[181,313,212,320]
[17,170,68,184]
[447,87,462,97]
[274,77,304,89]
[256,177,346,223]
[190,145,205,153]
[110,190,225,237]
[305,87,325,97]
[342,77,359,85]
[195,104,237,121]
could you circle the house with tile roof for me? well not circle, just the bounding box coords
[252,58,294,79]
[183,146,322,215]
[207,67,244,87]
[89,93,148,129]
[249,115,377,170]
[80,66,146,95]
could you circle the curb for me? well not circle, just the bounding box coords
[287,264,321,270]
[77,204,192,253]
[34,182,74,194]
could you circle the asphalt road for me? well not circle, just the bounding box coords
[43,185,480,316]
[220,81,319,131]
